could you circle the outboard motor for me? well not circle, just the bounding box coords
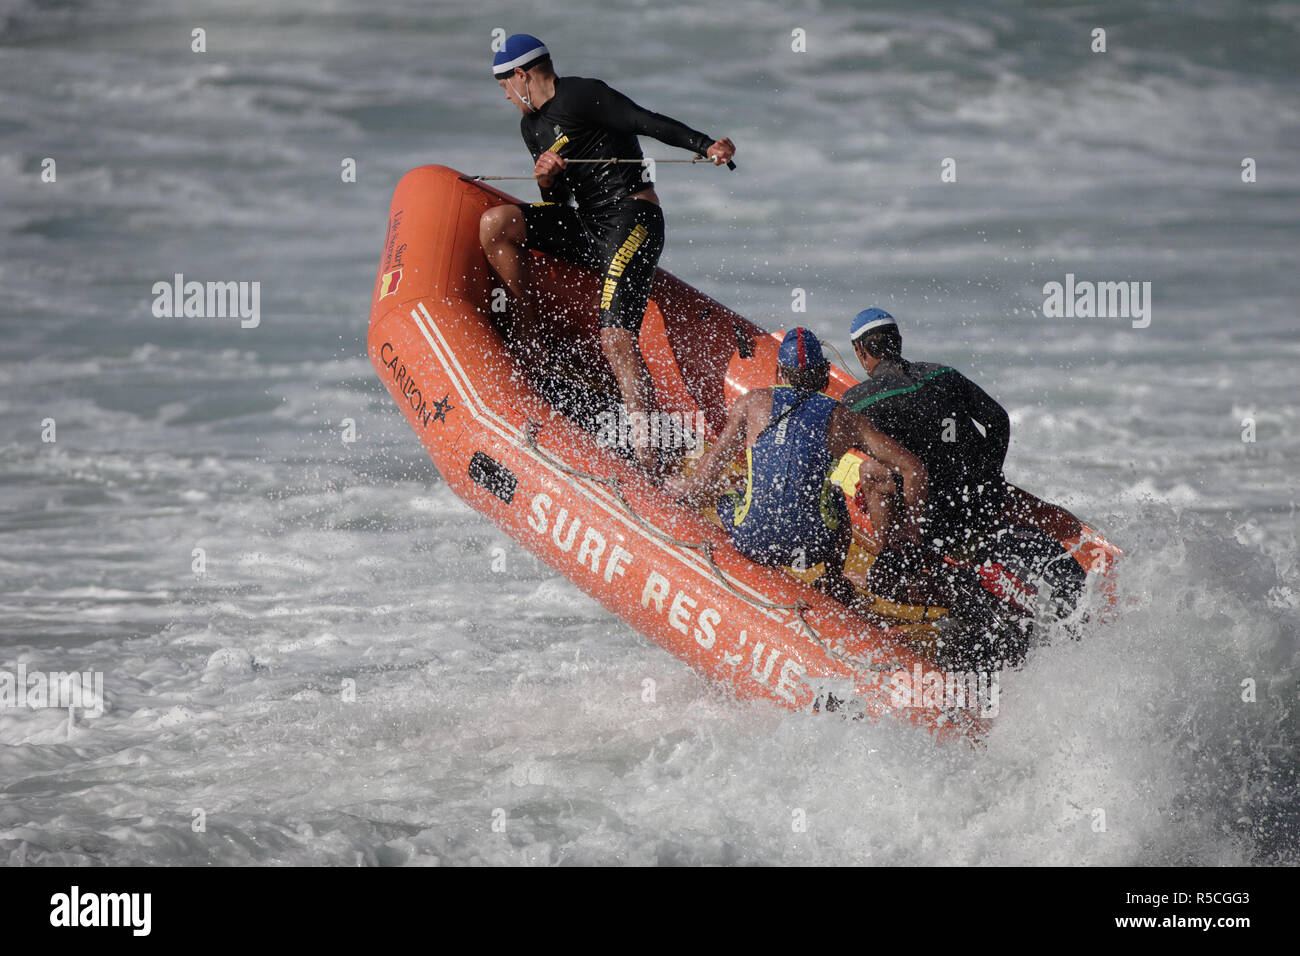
[986,525,1088,626]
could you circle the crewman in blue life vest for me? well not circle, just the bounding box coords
[665,328,928,604]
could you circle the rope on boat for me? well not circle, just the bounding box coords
[462,156,722,181]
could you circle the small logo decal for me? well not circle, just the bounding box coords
[379,268,403,299]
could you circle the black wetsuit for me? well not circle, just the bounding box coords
[516,76,715,331]
[843,358,1010,553]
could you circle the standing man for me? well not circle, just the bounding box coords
[665,328,928,605]
[479,34,735,475]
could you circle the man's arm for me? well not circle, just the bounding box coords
[578,78,733,163]
[956,373,1009,477]
[665,392,757,507]
[521,119,573,204]
[831,406,929,543]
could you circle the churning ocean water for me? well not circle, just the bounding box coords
[0,0,1297,865]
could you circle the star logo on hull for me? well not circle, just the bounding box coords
[430,394,454,423]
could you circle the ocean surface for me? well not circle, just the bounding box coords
[1,0,1297,865]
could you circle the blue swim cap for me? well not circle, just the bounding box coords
[493,34,549,79]
[849,308,897,341]
[778,327,826,369]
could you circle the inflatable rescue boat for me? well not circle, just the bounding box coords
[366,165,1121,743]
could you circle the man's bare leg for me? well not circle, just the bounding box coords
[856,457,905,546]
[857,458,939,603]
[599,326,663,473]
[479,205,539,346]
[815,520,857,606]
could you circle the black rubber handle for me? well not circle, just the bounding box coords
[726,159,737,170]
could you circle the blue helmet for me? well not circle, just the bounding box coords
[492,34,549,79]
[778,327,827,369]
[849,307,897,342]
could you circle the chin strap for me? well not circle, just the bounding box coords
[510,77,536,112]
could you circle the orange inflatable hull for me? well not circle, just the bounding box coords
[367,165,1120,744]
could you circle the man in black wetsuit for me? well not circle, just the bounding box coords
[844,308,1089,664]
[839,308,1024,658]
[479,34,735,474]
[843,308,1011,561]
